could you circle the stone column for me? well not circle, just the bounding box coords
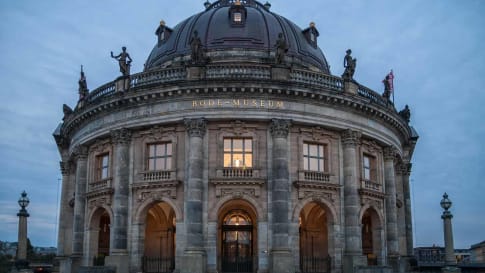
[105,128,131,273]
[395,163,407,256]
[16,192,29,262]
[181,118,207,273]
[57,160,73,256]
[402,162,414,257]
[341,129,365,273]
[269,119,293,273]
[71,145,88,271]
[441,193,461,273]
[384,146,400,271]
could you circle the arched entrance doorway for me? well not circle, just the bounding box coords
[361,208,382,265]
[218,200,257,273]
[299,202,331,273]
[143,202,176,273]
[87,207,111,266]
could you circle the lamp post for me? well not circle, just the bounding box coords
[440,192,461,273]
[16,190,30,270]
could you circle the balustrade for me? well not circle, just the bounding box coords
[302,170,330,182]
[361,179,382,192]
[221,167,254,178]
[357,85,388,107]
[88,178,112,192]
[141,170,173,182]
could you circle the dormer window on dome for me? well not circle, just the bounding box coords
[229,0,247,26]
[302,22,319,48]
[155,20,173,47]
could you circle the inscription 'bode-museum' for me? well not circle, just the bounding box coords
[192,99,285,109]
[54,1,418,273]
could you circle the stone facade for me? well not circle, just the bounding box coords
[53,1,418,273]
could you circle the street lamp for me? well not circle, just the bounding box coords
[16,190,30,270]
[18,190,30,216]
[440,192,461,273]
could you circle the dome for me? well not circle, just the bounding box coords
[145,0,330,73]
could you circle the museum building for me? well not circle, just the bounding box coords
[53,1,418,273]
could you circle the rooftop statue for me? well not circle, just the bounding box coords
[399,105,411,123]
[111,46,132,76]
[189,30,204,64]
[274,32,289,65]
[78,65,88,101]
[382,74,391,100]
[342,49,356,80]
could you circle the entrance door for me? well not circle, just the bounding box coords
[221,210,253,273]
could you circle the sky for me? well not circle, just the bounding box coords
[0,0,484,249]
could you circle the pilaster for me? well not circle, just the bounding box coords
[341,129,366,273]
[181,118,207,273]
[402,162,414,256]
[383,146,400,270]
[109,128,132,253]
[269,119,294,272]
[57,160,73,257]
[71,145,88,272]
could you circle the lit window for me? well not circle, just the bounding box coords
[223,138,252,168]
[363,154,377,181]
[96,154,110,180]
[147,143,172,171]
[233,12,242,23]
[303,143,326,172]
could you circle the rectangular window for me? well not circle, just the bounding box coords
[147,143,173,171]
[223,138,252,168]
[303,143,326,172]
[233,12,242,23]
[96,153,110,180]
[363,154,377,181]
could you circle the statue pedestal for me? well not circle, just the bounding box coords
[271,66,290,81]
[115,76,130,92]
[343,254,366,273]
[180,248,206,273]
[270,248,294,273]
[105,254,129,273]
[343,79,358,95]
[187,66,205,80]
[442,266,462,273]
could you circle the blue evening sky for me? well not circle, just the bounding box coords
[0,0,484,248]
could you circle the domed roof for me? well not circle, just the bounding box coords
[145,0,330,73]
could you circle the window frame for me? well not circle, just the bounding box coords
[96,153,110,180]
[223,137,253,168]
[302,142,327,172]
[362,153,377,182]
[146,142,173,171]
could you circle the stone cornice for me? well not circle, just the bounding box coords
[60,80,413,146]
[270,119,291,138]
[184,118,207,138]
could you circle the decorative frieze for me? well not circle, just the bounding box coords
[270,119,291,138]
[133,180,180,201]
[361,196,383,209]
[184,118,207,137]
[210,179,265,198]
[88,195,113,209]
[110,128,132,144]
[341,129,360,147]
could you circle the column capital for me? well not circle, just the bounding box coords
[383,146,398,161]
[72,145,88,160]
[184,118,207,138]
[111,128,132,144]
[59,161,71,175]
[270,119,291,138]
[396,161,412,176]
[341,129,360,147]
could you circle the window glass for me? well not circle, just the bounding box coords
[303,143,326,172]
[147,142,172,171]
[223,138,253,168]
[234,12,242,22]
